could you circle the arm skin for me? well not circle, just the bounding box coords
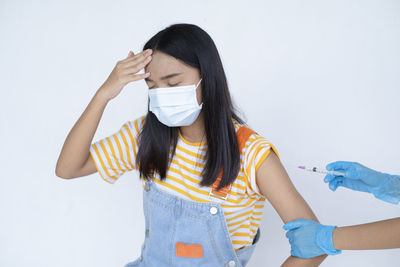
[333,217,400,250]
[55,90,109,178]
[256,151,327,266]
[55,49,152,179]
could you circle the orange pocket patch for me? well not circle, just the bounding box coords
[175,242,203,258]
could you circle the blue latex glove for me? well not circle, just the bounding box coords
[325,161,400,205]
[283,219,342,259]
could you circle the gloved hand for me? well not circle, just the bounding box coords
[325,161,400,205]
[283,219,341,259]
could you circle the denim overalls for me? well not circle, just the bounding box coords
[124,126,262,267]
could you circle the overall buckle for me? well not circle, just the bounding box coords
[208,184,231,200]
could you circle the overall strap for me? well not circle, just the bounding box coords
[209,125,257,200]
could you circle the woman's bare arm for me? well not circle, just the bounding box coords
[256,151,327,266]
[55,90,109,178]
[55,49,152,179]
[333,217,400,250]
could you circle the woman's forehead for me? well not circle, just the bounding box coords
[144,51,198,80]
[145,51,185,74]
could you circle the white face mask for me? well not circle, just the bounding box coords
[148,78,203,127]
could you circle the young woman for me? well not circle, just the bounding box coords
[56,23,327,266]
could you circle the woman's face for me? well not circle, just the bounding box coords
[144,51,202,105]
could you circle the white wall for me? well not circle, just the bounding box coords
[1,0,399,266]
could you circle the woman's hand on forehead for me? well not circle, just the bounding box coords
[97,49,153,102]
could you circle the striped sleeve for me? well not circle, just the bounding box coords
[243,133,280,197]
[89,115,145,184]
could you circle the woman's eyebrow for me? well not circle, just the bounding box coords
[145,72,182,82]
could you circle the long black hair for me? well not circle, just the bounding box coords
[137,23,246,191]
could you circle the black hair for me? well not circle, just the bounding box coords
[137,23,246,191]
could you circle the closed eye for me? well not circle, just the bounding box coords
[168,82,181,87]
[148,82,181,90]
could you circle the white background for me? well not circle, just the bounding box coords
[1,0,399,266]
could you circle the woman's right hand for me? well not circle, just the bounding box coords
[98,49,153,101]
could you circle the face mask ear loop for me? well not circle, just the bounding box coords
[195,78,202,89]
[196,78,203,107]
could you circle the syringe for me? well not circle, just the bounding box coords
[298,166,345,177]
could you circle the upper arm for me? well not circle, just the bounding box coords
[255,150,319,224]
[65,153,98,179]
[88,119,142,184]
[253,147,326,265]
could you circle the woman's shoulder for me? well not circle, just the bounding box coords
[124,114,147,136]
[232,118,279,158]
[232,118,260,139]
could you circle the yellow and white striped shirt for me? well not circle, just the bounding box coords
[90,115,279,251]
